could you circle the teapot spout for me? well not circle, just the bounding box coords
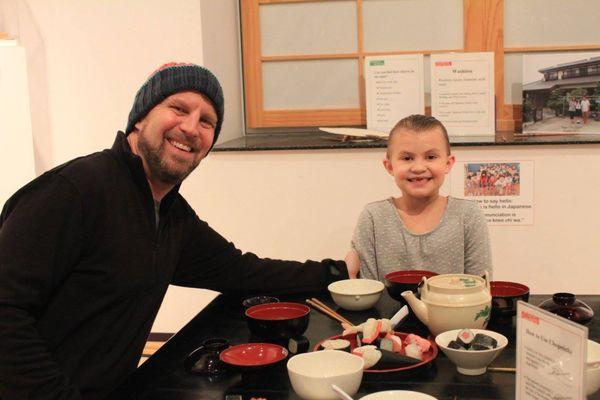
[401,290,429,326]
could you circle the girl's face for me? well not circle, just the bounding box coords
[383,128,455,201]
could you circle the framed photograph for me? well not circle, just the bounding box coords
[522,52,600,134]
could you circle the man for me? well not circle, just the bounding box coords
[581,95,591,124]
[0,63,351,400]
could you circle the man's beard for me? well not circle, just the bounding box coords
[137,135,200,186]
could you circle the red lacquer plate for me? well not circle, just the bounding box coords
[314,331,438,374]
[220,343,288,371]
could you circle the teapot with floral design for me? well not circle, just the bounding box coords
[401,272,492,336]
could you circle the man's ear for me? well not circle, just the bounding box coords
[383,158,394,176]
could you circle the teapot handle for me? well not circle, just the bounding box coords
[483,270,490,290]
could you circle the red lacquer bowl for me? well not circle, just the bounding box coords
[384,270,438,304]
[245,302,310,340]
[220,343,288,371]
[490,281,530,322]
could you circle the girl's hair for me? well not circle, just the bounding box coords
[387,114,450,157]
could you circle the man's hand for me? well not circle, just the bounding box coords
[344,249,360,279]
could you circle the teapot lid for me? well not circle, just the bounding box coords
[421,273,491,306]
[428,274,485,291]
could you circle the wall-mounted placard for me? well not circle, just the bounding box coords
[450,160,534,225]
[431,52,495,136]
[516,301,588,400]
[365,54,424,134]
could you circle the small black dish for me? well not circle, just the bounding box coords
[242,295,280,309]
[185,337,230,375]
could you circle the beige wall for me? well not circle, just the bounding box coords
[11,0,205,172]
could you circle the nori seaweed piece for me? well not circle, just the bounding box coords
[447,340,466,350]
[470,333,497,350]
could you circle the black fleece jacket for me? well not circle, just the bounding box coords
[0,132,347,400]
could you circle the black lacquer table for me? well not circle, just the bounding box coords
[111,293,600,400]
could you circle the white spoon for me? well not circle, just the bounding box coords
[390,305,409,329]
[331,384,355,400]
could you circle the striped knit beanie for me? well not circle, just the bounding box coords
[126,62,224,146]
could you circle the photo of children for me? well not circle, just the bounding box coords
[464,163,520,197]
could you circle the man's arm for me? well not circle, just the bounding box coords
[171,213,348,295]
[0,175,83,400]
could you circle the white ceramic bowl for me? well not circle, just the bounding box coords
[587,339,600,396]
[328,279,384,311]
[287,350,364,400]
[361,390,438,399]
[435,329,508,376]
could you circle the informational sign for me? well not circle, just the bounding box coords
[431,52,495,136]
[450,160,534,225]
[0,46,35,206]
[365,54,424,134]
[516,301,588,400]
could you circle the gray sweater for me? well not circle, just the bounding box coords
[352,197,492,281]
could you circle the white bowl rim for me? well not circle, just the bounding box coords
[287,350,365,377]
[328,279,385,296]
[435,328,508,353]
[360,390,438,400]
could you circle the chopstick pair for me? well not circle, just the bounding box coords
[305,298,354,327]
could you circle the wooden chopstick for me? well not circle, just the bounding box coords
[305,298,354,327]
[487,367,516,373]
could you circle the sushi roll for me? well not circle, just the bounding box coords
[447,340,466,350]
[380,333,403,353]
[352,345,379,369]
[320,339,351,352]
[404,343,423,361]
[360,318,383,344]
[470,333,498,350]
[405,333,431,353]
[456,328,475,348]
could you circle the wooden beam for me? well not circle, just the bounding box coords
[262,108,365,127]
[464,0,505,130]
[241,0,265,127]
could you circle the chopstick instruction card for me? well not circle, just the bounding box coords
[516,301,588,400]
[364,54,424,133]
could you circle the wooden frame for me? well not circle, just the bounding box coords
[241,0,600,132]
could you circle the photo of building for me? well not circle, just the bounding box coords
[522,53,600,134]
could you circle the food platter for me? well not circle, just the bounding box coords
[313,331,438,375]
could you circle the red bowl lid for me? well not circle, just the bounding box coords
[219,343,288,367]
[384,270,438,284]
[245,302,310,321]
[490,281,530,297]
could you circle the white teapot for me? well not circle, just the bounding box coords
[401,272,492,336]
